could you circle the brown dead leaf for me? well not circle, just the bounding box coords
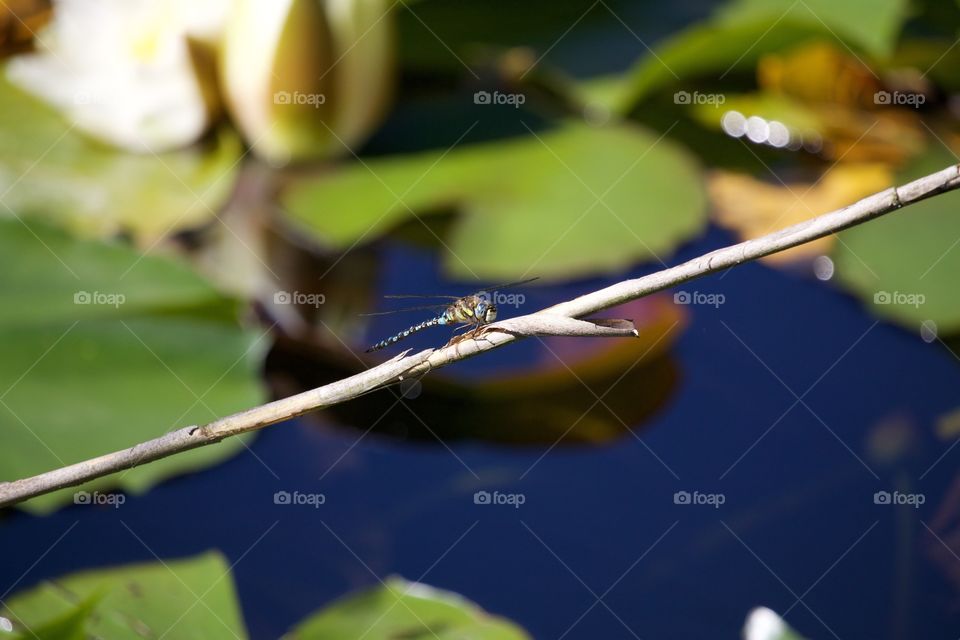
[708,164,894,263]
[0,0,50,56]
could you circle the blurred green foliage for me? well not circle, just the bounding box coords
[2,552,247,639]
[0,220,265,513]
[1,555,531,639]
[282,122,706,280]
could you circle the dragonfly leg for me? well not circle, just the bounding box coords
[445,319,483,349]
[452,323,474,335]
[463,318,484,340]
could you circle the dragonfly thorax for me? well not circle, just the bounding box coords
[447,294,497,324]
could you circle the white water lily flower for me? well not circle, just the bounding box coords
[6,0,231,152]
[744,607,800,640]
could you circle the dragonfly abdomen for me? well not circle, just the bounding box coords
[366,315,445,352]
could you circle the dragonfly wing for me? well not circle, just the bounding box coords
[383,293,461,299]
[476,277,540,291]
[381,279,537,299]
[360,302,448,316]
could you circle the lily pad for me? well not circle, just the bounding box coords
[284,576,530,639]
[282,122,706,281]
[0,219,265,513]
[833,148,960,332]
[619,18,836,109]
[1,559,532,640]
[716,0,908,58]
[0,552,247,639]
[618,0,908,112]
[0,72,242,243]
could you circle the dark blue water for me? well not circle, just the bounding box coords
[2,224,958,639]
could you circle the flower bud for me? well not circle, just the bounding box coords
[220,0,394,164]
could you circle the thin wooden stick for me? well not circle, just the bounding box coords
[1,164,958,508]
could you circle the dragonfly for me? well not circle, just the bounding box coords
[364,278,539,352]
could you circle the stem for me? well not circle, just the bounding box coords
[1,164,957,508]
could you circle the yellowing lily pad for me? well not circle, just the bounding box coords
[756,42,880,106]
[284,576,530,640]
[1,552,247,639]
[695,42,877,137]
[0,72,242,243]
[689,42,925,164]
[281,122,706,281]
[0,219,265,513]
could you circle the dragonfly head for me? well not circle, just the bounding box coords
[475,299,497,323]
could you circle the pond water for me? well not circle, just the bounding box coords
[1,224,958,639]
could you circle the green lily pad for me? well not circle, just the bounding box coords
[282,122,706,281]
[617,0,908,112]
[716,0,908,58]
[3,567,530,640]
[0,552,247,639]
[0,219,265,513]
[0,72,242,242]
[833,148,960,332]
[619,18,835,109]
[576,74,636,117]
[284,577,530,639]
